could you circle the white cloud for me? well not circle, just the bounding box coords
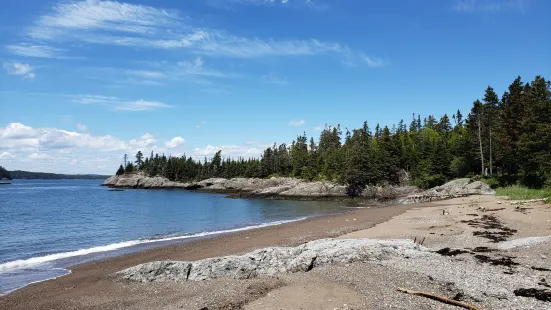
[115,99,170,111]
[124,70,166,79]
[6,44,65,58]
[289,119,306,127]
[165,137,185,148]
[3,62,36,79]
[313,125,324,131]
[262,73,288,85]
[208,0,329,10]
[30,0,180,38]
[0,151,14,159]
[28,153,52,160]
[453,0,526,13]
[177,57,226,77]
[76,123,88,131]
[128,133,157,149]
[17,0,384,67]
[71,95,170,111]
[72,94,120,104]
[192,144,264,159]
[0,122,161,153]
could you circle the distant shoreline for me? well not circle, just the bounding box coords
[9,170,109,180]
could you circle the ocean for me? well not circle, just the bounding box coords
[0,180,347,295]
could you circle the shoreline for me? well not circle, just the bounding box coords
[0,216,316,296]
[3,195,547,309]
[0,202,417,309]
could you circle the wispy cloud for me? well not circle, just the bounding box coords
[71,95,170,111]
[262,73,288,85]
[313,125,324,131]
[208,0,330,10]
[289,119,306,127]
[16,0,383,67]
[3,62,36,79]
[453,0,526,13]
[6,44,66,58]
[76,123,88,131]
[177,57,227,77]
[29,0,180,39]
[115,99,171,111]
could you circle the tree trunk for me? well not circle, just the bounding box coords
[489,126,493,176]
[477,116,485,176]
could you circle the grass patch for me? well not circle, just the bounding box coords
[496,185,551,202]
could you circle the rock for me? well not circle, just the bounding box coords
[103,175,420,201]
[101,173,189,189]
[118,238,429,283]
[400,178,495,204]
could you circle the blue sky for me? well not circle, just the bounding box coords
[0,0,549,174]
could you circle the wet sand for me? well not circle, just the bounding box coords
[2,196,549,310]
[0,203,416,310]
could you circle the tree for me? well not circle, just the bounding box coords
[116,165,125,176]
[343,122,375,196]
[0,166,12,180]
[468,100,485,176]
[483,86,499,176]
[135,151,144,170]
[518,76,551,187]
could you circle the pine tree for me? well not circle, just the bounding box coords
[116,165,125,176]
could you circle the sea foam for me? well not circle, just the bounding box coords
[0,217,307,272]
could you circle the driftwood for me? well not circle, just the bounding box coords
[397,287,482,310]
[509,198,548,205]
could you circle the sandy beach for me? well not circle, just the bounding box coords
[1,196,550,309]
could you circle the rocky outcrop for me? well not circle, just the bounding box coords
[102,174,192,189]
[196,177,420,200]
[400,178,495,204]
[103,175,421,200]
[117,238,428,283]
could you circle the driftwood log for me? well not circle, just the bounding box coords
[397,287,482,310]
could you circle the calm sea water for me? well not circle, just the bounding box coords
[0,180,347,295]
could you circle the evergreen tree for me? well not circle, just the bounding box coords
[116,165,125,176]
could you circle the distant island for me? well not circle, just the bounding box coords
[9,170,109,180]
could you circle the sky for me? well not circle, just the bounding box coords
[0,0,550,174]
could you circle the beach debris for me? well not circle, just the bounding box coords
[469,246,497,253]
[484,208,506,212]
[532,266,551,272]
[435,248,470,256]
[539,278,551,288]
[513,288,551,302]
[461,215,517,243]
[474,254,519,267]
[509,198,548,205]
[396,287,482,310]
[413,236,426,246]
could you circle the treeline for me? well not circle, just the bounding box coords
[0,166,12,180]
[9,170,110,180]
[115,76,550,195]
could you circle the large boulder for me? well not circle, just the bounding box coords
[400,178,495,204]
[118,238,428,283]
[101,174,188,189]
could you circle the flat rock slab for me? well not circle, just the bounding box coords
[118,238,428,283]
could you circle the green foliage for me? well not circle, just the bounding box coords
[8,170,108,180]
[112,76,550,197]
[483,177,500,189]
[0,166,12,180]
[495,185,551,201]
[116,165,125,176]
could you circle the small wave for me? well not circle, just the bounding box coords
[0,217,307,272]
